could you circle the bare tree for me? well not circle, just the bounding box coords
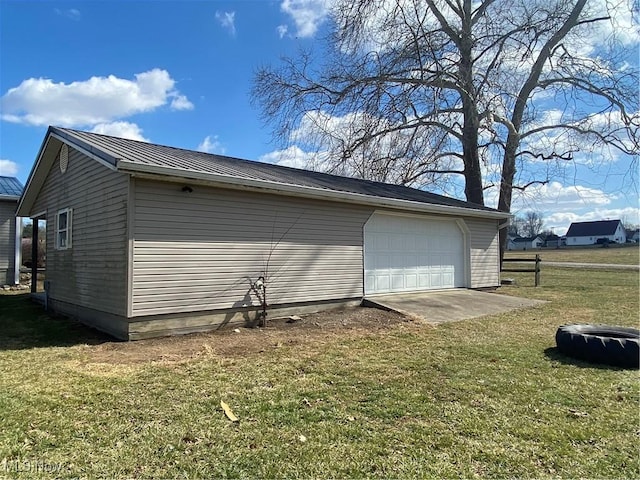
[253,0,639,259]
[508,218,523,237]
[620,214,639,232]
[521,211,545,237]
[508,211,544,237]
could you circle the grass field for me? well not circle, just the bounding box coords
[0,267,638,479]
[506,244,639,265]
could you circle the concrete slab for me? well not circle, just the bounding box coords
[364,289,545,324]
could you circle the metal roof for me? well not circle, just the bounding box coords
[566,220,622,237]
[0,176,23,198]
[512,236,541,243]
[51,127,501,214]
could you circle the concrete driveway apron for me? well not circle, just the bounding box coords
[364,289,545,324]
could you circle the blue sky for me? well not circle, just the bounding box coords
[1,0,638,235]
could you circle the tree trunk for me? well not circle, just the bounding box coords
[459,0,484,207]
[496,0,588,264]
[498,135,517,266]
[462,110,484,205]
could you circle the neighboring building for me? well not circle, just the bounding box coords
[508,236,544,251]
[0,176,23,285]
[626,229,639,243]
[565,220,626,246]
[17,127,510,340]
[544,234,561,248]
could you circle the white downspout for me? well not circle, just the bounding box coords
[14,217,22,285]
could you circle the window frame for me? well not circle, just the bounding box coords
[55,208,73,250]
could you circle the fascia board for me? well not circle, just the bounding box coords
[16,130,56,217]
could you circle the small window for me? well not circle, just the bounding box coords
[56,208,72,250]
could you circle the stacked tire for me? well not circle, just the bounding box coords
[555,324,639,368]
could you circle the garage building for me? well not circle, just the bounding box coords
[17,127,509,339]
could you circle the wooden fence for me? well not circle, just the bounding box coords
[501,254,542,286]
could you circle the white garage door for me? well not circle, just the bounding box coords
[364,213,466,294]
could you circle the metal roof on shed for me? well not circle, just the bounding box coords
[0,176,23,198]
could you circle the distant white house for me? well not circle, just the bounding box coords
[508,235,544,250]
[565,220,626,246]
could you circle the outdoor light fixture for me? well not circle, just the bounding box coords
[181,185,193,193]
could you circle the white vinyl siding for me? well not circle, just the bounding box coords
[466,218,500,288]
[29,147,129,316]
[131,179,373,316]
[0,200,17,284]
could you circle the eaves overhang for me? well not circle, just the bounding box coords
[116,160,511,220]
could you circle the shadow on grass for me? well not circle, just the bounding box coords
[543,347,635,370]
[0,293,114,350]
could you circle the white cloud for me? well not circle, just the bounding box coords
[170,94,194,111]
[585,0,640,49]
[0,159,19,176]
[484,180,616,214]
[280,0,331,38]
[277,24,289,38]
[90,122,149,142]
[259,145,322,169]
[1,69,192,127]
[197,135,226,154]
[215,11,236,36]
[55,8,81,21]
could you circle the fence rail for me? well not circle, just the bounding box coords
[502,254,541,286]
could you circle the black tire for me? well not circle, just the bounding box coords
[555,324,639,368]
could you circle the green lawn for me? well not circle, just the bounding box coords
[506,244,639,265]
[0,268,638,479]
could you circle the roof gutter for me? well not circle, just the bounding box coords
[117,160,511,220]
[0,195,21,201]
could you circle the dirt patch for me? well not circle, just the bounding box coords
[83,306,413,365]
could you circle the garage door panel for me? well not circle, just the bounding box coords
[365,213,466,294]
[391,253,404,269]
[376,275,390,291]
[391,274,404,290]
[376,255,390,270]
[390,234,404,250]
[431,272,443,288]
[365,275,376,292]
[405,274,418,289]
[373,235,389,250]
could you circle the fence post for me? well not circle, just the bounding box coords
[535,254,541,287]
